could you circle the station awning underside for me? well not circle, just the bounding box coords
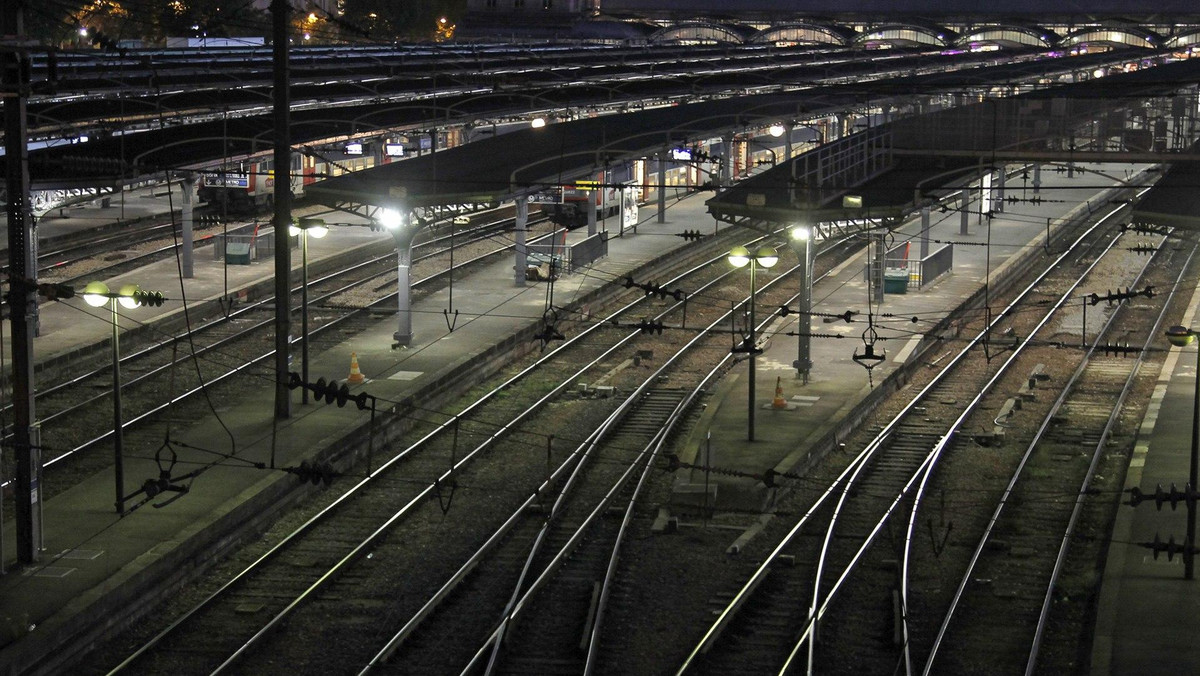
[305,49,1168,216]
[708,57,1200,232]
[1128,160,1200,231]
[709,155,981,233]
[305,93,820,212]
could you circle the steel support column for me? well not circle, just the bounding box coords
[181,176,194,278]
[271,0,292,420]
[3,2,41,564]
[514,196,528,286]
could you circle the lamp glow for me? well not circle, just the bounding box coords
[117,284,140,309]
[728,245,750,268]
[531,117,547,129]
[83,281,110,307]
[291,218,328,238]
[790,226,811,241]
[769,123,786,138]
[756,247,779,268]
[379,208,403,230]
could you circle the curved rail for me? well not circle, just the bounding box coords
[107,230,761,675]
[790,195,1136,675]
[676,189,1132,675]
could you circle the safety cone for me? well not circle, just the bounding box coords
[347,352,366,385]
[772,376,788,409]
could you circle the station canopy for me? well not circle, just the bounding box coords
[707,56,1200,235]
[305,49,1168,222]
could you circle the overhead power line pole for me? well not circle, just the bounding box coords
[272,0,292,420]
[3,0,42,564]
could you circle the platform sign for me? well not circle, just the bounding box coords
[575,179,600,189]
[529,187,564,204]
[214,171,249,188]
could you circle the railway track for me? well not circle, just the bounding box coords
[906,237,1193,674]
[88,225,785,674]
[54,173,1156,676]
[10,211,547,504]
[677,187,1177,675]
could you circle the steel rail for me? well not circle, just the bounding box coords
[906,198,1158,675]
[790,195,1138,676]
[676,185,1131,675]
[108,229,749,675]
[24,215,537,470]
[209,234,771,674]
[460,242,815,676]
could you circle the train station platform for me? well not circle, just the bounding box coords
[1091,282,1200,674]
[0,165,1192,674]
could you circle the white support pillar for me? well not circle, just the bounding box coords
[1033,164,1042,193]
[995,166,1006,213]
[873,233,886,306]
[657,146,667,224]
[514,196,528,286]
[181,176,195,278]
[920,206,931,260]
[587,189,597,236]
[391,214,420,346]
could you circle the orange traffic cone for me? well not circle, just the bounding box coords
[347,352,365,385]
[772,376,788,409]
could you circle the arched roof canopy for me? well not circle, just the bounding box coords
[853,24,953,48]
[650,22,752,45]
[956,25,1054,49]
[1166,29,1200,50]
[1061,26,1161,50]
[751,22,852,46]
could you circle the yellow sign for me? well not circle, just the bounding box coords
[843,195,863,209]
[576,180,600,188]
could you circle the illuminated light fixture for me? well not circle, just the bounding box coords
[83,281,110,307]
[379,208,404,230]
[117,284,141,309]
[79,26,88,36]
[843,195,863,209]
[531,117,547,129]
[790,226,811,241]
[289,218,328,238]
[755,246,779,268]
[304,32,311,41]
[769,124,786,138]
[728,245,751,268]
[1093,68,1106,78]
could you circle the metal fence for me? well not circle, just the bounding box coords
[527,231,608,274]
[213,223,279,263]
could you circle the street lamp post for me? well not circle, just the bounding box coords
[84,281,145,515]
[290,218,328,404]
[1166,325,1200,579]
[728,245,778,442]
